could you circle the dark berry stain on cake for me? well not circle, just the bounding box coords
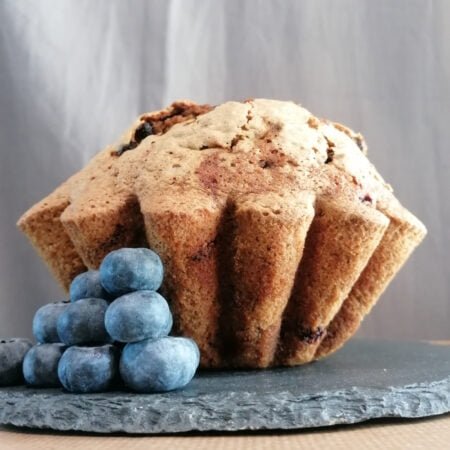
[360,193,373,204]
[324,136,335,164]
[258,160,272,169]
[230,134,244,150]
[116,141,138,156]
[134,122,153,143]
[191,240,216,262]
[196,153,223,194]
[325,148,335,164]
[297,327,326,344]
[142,102,213,135]
[115,122,154,156]
[116,102,213,156]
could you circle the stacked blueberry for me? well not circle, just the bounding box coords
[0,248,200,394]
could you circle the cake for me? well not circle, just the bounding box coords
[17,99,427,369]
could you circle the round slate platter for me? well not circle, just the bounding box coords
[1,339,450,434]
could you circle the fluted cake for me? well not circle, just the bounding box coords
[17,99,426,369]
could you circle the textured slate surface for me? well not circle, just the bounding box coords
[1,340,450,434]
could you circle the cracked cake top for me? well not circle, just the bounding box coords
[60,98,397,222]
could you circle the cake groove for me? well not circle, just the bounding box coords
[140,191,225,368]
[224,191,315,368]
[276,197,389,366]
[315,203,427,359]
[61,192,147,268]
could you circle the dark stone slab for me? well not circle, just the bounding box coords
[1,339,450,434]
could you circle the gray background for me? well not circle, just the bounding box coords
[0,0,448,341]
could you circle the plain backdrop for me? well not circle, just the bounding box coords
[0,0,448,342]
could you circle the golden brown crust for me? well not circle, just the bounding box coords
[225,191,315,368]
[17,185,86,289]
[276,198,389,365]
[17,99,427,368]
[315,201,427,359]
[140,190,224,368]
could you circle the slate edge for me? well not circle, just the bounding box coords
[0,376,449,434]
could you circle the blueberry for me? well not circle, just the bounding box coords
[105,291,172,343]
[100,248,164,297]
[57,345,119,393]
[0,338,33,386]
[70,270,111,302]
[120,337,200,393]
[32,301,69,343]
[134,121,153,143]
[22,343,67,387]
[56,298,111,345]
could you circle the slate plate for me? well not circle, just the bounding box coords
[1,339,449,434]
